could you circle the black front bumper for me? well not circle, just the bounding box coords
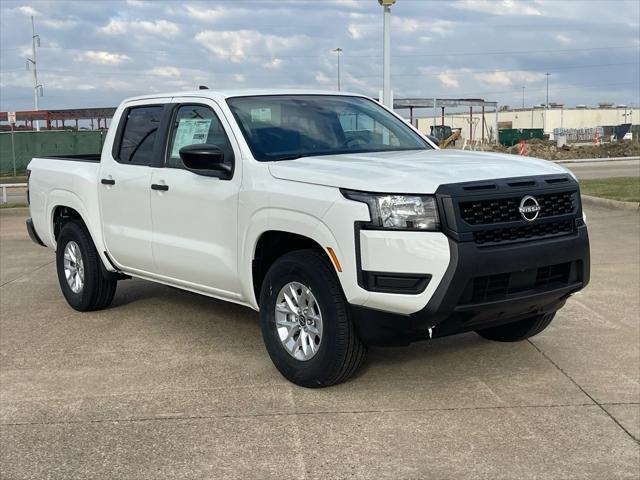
[350,224,590,346]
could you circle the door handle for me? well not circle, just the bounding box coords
[101,178,115,185]
[151,183,169,191]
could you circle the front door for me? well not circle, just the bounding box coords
[149,99,242,297]
[99,101,168,273]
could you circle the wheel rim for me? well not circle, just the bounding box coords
[275,281,323,361]
[63,241,84,294]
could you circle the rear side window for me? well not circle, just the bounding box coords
[117,106,163,165]
[166,104,234,169]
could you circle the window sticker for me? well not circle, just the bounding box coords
[251,108,271,123]
[171,118,212,157]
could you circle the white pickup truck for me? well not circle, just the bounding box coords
[26,90,590,387]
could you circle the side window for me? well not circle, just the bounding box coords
[117,106,163,165]
[167,105,234,169]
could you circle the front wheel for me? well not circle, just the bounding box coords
[56,220,117,312]
[476,313,556,342]
[259,250,366,388]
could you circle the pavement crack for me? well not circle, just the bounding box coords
[0,260,54,288]
[528,339,639,444]
[0,402,604,427]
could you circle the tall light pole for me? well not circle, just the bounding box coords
[379,0,396,108]
[545,72,550,108]
[522,86,525,109]
[333,48,343,91]
[26,16,43,132]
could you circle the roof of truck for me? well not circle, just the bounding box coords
[122,89,369,103]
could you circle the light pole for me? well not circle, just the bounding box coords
[333,48,342,91]
[522,86,525,109]
[379,0,396,108]
[26,16,43,132]
[545,73,550,108]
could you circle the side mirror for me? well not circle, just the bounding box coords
[179,144,232,178]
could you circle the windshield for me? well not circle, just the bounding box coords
[226,95,432,161]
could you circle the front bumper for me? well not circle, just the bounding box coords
[350,224,590,345]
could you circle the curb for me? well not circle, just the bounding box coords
[581,195,639,211]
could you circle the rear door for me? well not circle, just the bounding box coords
[149,98,242,297]
[99,100,170,273]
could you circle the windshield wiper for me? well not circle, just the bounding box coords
[274,154,307,161]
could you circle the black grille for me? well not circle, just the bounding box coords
[473,219,574,245]
[460,191,575,225]
[467,262,572,304]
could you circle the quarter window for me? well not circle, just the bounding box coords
[167,105,234,169]
[117,106,163,165]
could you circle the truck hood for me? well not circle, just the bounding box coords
[268,149,571,193]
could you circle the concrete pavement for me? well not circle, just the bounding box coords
[564,158,640,179]
[0,206,638,479]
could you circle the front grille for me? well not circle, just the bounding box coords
[466,262,573,304]
[460,191,575,225]
[473,219,575,245]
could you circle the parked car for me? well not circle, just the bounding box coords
[26,90,590,387]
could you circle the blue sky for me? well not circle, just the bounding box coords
[1,0,639,112]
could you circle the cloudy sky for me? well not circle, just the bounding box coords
[1,0,638,113]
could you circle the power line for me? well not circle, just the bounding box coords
[360,62,640,78]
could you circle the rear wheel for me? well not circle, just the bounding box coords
[259,250,366,388]
[476,313,555,342]
[56,220,117,312]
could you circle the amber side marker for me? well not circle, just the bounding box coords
[326,247,343,273]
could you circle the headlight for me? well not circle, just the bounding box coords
[342,189,440,231]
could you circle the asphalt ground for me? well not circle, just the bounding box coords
[0,206,638,479]
[564,158,640,179]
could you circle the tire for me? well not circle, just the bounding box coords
[476,313,556,342]
[56,220,117,312]
[259,249,366,388]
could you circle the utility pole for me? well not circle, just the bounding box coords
[26,16,43,132]
[522,86,525,109]
[379,0,396,108]
[333,48,342,91]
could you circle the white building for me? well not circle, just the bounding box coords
[416,104,638,143]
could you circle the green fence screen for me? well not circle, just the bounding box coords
[0,130,106,176]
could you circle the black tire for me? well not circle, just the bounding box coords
[56,220,117,312]
[259,249,366,388]
[476,313,556,342]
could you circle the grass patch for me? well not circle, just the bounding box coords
[0,203,28,209]
[580,177,640,203]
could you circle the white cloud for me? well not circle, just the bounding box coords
[233,74,246,82]
[438,72,460,88]
[184,5,229,22]
[474,70,545,86]
[454,0,543,16]
[315,71,332,84]
[263,58,283,70]
[194,30,308,62]
[555,33,572,44]
[100,19,179,37]
[42,18,78,29]
[149,66,180,77]
[17,5,39,16]
[75,51,131,65]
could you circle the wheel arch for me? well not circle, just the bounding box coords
[251,230,333,308]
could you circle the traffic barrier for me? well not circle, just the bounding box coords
[520,139,526,156]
